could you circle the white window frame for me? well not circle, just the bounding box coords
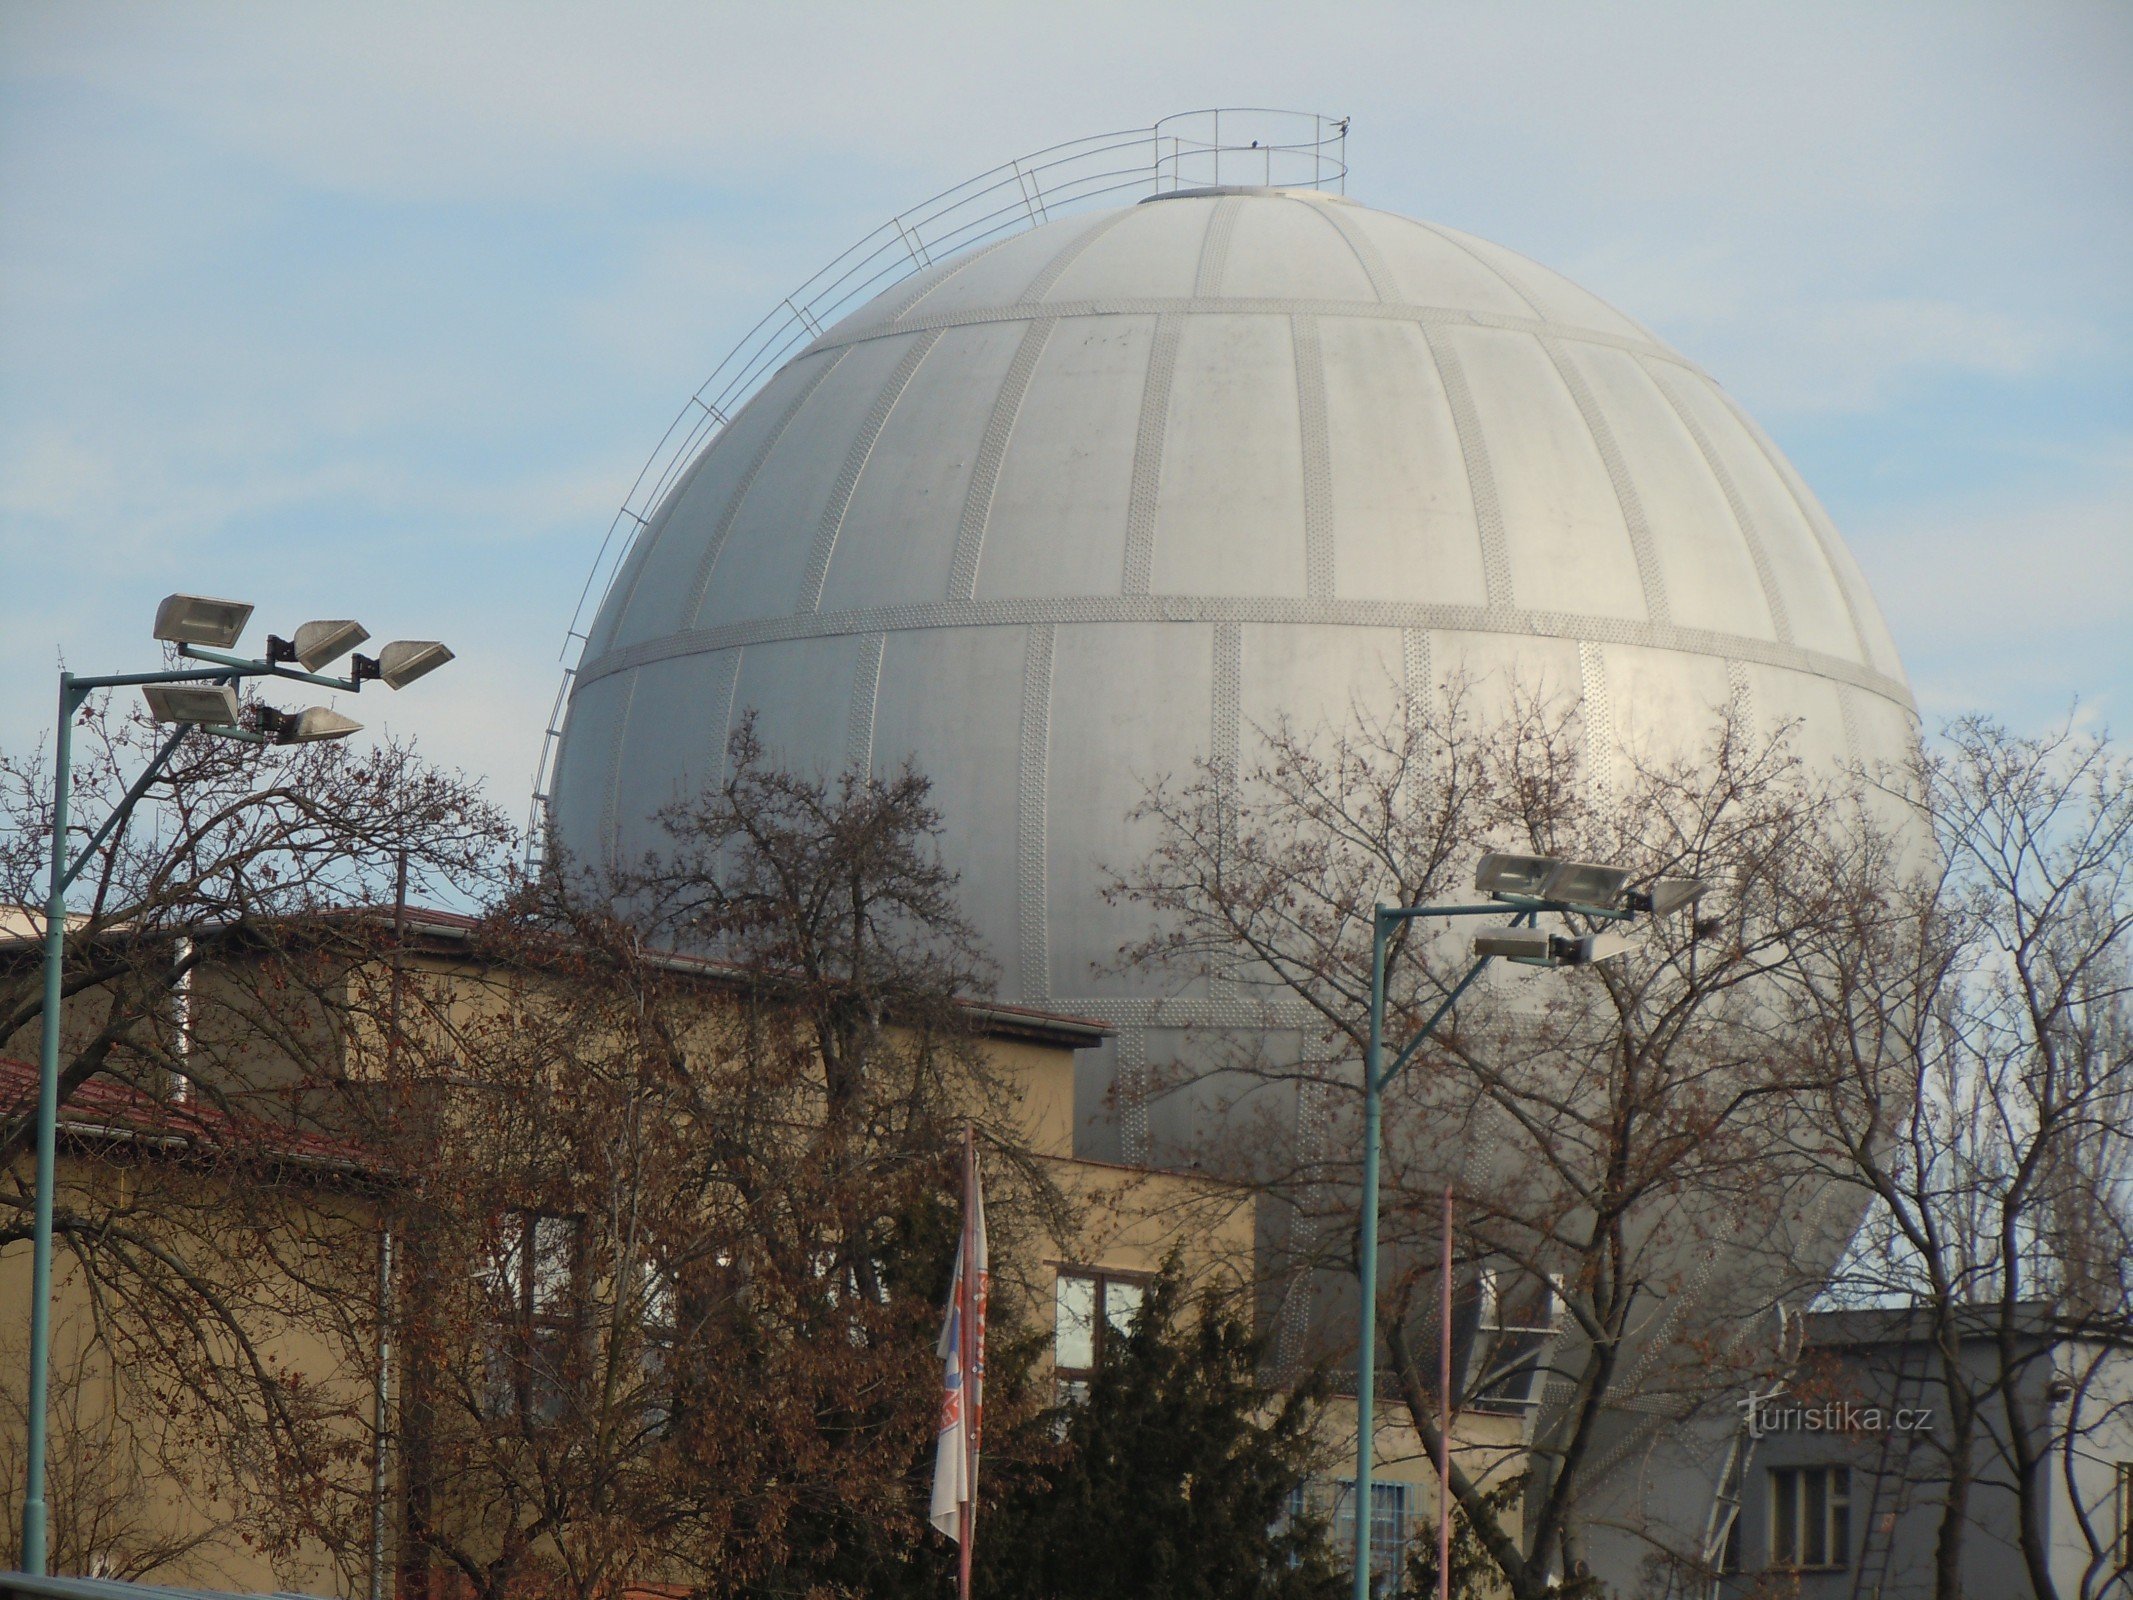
[1769,1464,1851,1571]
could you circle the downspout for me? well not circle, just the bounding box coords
[370,1223,395,1600]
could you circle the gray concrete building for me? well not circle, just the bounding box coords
[1716,1307,2133,1598]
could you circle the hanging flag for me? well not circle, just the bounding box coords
[929,1127,989,1583]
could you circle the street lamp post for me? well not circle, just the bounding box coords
[1349,854,1703,1600]
[16,595,451,1576]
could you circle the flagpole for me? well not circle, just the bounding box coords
[1438,1183,1452,1600]
[958,1123,977,1600]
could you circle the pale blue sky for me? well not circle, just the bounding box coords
[3,1,2128,819]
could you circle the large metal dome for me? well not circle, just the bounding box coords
[552,185,1913,1142]
[551,181,1916,1586]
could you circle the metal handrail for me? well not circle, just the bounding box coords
[526,109,1349,866]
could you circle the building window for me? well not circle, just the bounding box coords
[1052,1268,1146,1401]
[1770,1466,1851,1570]
[1468,1266,1559,1414]
[639,1256,678,1433]
[1331,1479,1411,1594]
[482,1210,583,1422]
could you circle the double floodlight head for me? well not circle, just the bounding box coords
[1473,927,1641,968]
[1475,852,1708,919]
[352,639,454,690]
[141,684,361,744]
[142,682,241,728]
[269,619,371,672]
[153,594,254,650]
[1475,853,1634,913]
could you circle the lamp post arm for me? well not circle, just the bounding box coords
[176,644,363,693]
[65,665,243,693]
[58,724,193,897]
[1377,910,1536,1092]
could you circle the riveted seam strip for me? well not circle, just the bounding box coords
[1642,360,1795,646]
[1292,316,1336,601]
[578,594,1917,713]
[797,328,944,613]
[845,633,884,774]
[1018,206,1139,305]
[1422,323,1515,612]
[1541,334,1671,626]
[1117,1028,1151,1166]
[1311,201,1398,304]
[705,649,743,787]
[948,317,1056,601]
[1711,384,1879,668]
[1122,313,1183,596]
[1194,195,1244,297]
[1416,220,1547,319]
[1015,623,1056,1001]
[1578,640,1616,797]
[681,348,849,629]
[599,674,639,874]
[796,293,1703,371]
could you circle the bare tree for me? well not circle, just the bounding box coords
[366,722,1067,1600]
[1795,715,2133,1600]
[1,689,513,1581]
[1111,679,1883,1598]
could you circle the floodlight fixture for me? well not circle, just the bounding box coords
[141,683,241,727]
[1571,929,1641,965]
[270,619,371,672]
[153,594,253,649]
[1628,877,1710,918]
[1474,853,1556,899]
[353,639,454,690]
[1473,928,1551,961]
[1541,860,1636,912]
[257,706,363,745]
[1474,926,1641,968]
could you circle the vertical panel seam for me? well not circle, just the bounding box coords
[705,650,743,790]
[1016,623,1056,1001]
[885,229,1024,324]
[1420,323,1515,612]
[600,674,640,874]
[1310,201,1397,304]
[1209,620,1243,1006]
[1726,659,1755,741]
[597,445,715,655]
[1415,219,1548,319]
[1117,1028,1150,1166]
[1641,360,1795,646]
[1122,313,1183,595]
[1019,206,1138,305]
[1401,628,1431,710]
[1292,316,1336,601]
[680,347,849,629]
[845,633,885,774]
[1540,334,1671,626]
[1578,640,1616,797]
[1710,384,1879,667]
[948,317,1057,601]
[1194,194,1244,297]
[798,328,945,613]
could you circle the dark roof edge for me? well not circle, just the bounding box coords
[2,904,1114,1050]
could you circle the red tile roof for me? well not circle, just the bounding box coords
[0,1055,377,1174]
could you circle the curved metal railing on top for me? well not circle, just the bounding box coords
[526,108,1350,867]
